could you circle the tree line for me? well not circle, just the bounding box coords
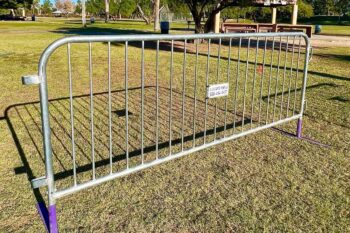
[1,0,349,33]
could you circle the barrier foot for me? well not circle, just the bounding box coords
[271,119,331,147]
[296,118,302,138]
[36,202,58,233]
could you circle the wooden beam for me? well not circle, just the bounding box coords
[271,7,277,24]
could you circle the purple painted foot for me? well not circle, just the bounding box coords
[296,118,302,138]
[36,203,58,233]
[49,205,58,233]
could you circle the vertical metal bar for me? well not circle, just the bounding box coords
[250,37,259,129]
[181,39,187,151]
[299,36,311,117]
[214,38,221,138]
[192,39,199,147]
[38,49,58,231]
[279,36,289,120]
[156,40,159,159]
[241,38,251,132]
[67,43,77,186]
[258,37,267,124]
[107,42,113,174]
[265,36,276,125]
[204,39,211,144]
[233,38,242,133]
[286,36,296,117]
[293,37,302,114]
[88,42,95,180]
[125,41,129,169]
[141,40,145,164]
[272,36,283,122]
[169,40,174,154]
[224,38,232,137]
[192,40,198,147]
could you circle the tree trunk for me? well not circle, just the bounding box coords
[204,13,216,33]
[137,4,151,24]
[82,0,86,27]
[10,9,15,17]
[194,16,204,34]
[154,0,160,31]
[105,0,109,23]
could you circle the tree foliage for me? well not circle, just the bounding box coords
[86,0,136,17]
[0,0,33,9]
[176,0,251,33]
[55,0,74,13]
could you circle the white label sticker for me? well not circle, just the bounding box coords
[207,83,229,98]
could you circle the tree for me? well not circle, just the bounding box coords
[75,0,82,14]
[135,0,154,24]
[334,0,350,23]
[41,0,53,15]
[86,0,104,16]
[177,0,253,33]
[55,0,63,11]
[55,0,74,13]
[221,5,256,22]
[105,0,109,22]
[154,0,160,30]
[110,0,136,18]
[278,1,313,19]
[31,0,40,14]
[0,0,33,9]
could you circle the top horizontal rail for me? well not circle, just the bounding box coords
[38,32,310,77]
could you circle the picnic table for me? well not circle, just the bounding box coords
[220,23,312,38]
[277,24,312,38]
[221,23,259,33]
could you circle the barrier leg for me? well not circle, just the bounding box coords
[296,118,302,138]
[49,204,58,233]
[36,202,58,233]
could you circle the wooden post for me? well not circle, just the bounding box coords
[271,7,277,24]
[291,4,298,25]
[214,11,221,33]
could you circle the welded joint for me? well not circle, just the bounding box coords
[31,176,47,189]
[22,75,41,85]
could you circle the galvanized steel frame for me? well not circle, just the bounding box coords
[25,32,310,232]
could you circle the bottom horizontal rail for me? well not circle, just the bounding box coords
[53,114,301,199]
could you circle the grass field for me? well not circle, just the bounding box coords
[0,18,349,232]
[298,16,350,35]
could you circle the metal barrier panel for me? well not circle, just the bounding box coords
[23,32,310,232]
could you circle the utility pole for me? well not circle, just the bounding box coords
[154,0,160,31]
[82,0,86,27]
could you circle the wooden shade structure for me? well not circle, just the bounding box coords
[253,0,297,6]
[253,0,299,25]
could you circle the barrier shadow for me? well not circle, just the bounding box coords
[5,86,255,203]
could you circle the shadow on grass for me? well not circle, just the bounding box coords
[50,26,350,83]
[51,27,349,83]
[3,86,251,205]
[50,26,153,36]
